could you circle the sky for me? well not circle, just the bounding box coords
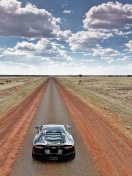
[0,0,132,75]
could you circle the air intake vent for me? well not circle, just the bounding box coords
[45,132,62,141]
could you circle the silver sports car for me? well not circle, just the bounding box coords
[32,124,75,160]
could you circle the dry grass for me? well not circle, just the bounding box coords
[0,77,48,116]
[57,76,132,129]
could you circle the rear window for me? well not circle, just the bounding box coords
[43,126,65,133]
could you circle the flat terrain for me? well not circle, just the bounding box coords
[0,76,132,176]
[0,76,47,120]
[56,78,132,175]
[57,76,132,129]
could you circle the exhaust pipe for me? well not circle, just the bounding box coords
[49,157,58,160]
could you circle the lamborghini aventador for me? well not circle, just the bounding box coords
[32,124,75,160]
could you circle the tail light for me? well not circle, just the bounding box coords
[64,146,74,150]
[34,146,43,149]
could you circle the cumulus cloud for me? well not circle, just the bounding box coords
[56,30,72,40]
[0,39,73,64]
[93,47,120,57]
[125,40,132,51]
[68,31,113,51]
[83,1,132,31]
[0,0,61,38]
[15,42,37,51]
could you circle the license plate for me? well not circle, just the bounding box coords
[45,149,50,154]
[58,149,62,154]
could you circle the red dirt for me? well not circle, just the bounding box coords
[0,80,49,176]
[0,78,132,176]
[55,80,132,176]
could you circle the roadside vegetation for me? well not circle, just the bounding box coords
[56,76,132,129]
[0,77,48,116]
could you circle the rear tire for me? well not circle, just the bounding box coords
[72,153,75,159]
[32,152,35,159]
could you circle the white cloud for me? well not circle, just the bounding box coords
[0,0,61,38]
[81,59,94,62]
[0,61,131,75]
[56,30,72,40]
[115,30,132,36]
[93,47,120,57]
[117,56,131,61]
[15,39,64,52]
[0,0,131,75]
[101,57,113,60]
[68,31,113,51]
[15,42,37,51]
[83,2,132,31]
[63,10,73,14]
[0,39,73,64]
[125,40,132,51]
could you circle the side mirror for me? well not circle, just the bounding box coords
[35,125,42,133]
[66,125,72,130]
[35,126,39,130]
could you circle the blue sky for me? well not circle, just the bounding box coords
[0,0,132,75]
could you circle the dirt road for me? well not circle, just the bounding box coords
[10,78,99,176]
[0,77,132,176]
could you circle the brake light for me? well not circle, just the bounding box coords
[34,146,43,149]
[64,146,73,150]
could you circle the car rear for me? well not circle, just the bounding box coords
[32,131,75,160]
[32,144,75,160]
